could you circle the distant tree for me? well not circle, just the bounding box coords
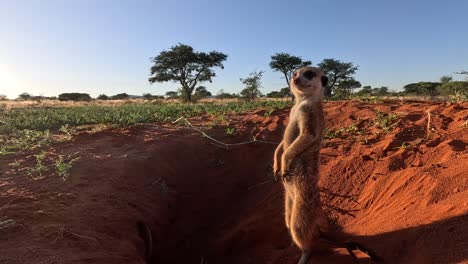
[17,92,32,100]
[373,86,390,96]
[165,91,179,99]
[240,71,264,101]
[216,89,238,99]
[354,86,373,97]
[403,82,440,98]
[266,87,291,98]
[318,59,359,98]
[142,93,153,100]
[334,79,361,99]
[149,43,227,102]
[97,94,109,100]
[438,81,468,101]
[58,93,92,101]
[269,53,311,100]
[111,93,130,100]
[0,94,7,100]
[455,70,468,80]
[193,86,212,99]
[440,75,453,84]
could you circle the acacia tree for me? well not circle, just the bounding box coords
[455,70,468,80]
[240,71,264,101]
[165,91,179,99]
[193,86,212,100]
[440,75,453,84]
[318,59,359,98]
[403,82,440,98]
[149,44,227,103]
[270,53,312,88]
[334,79,362,99]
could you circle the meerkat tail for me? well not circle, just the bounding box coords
[298,251,311,264]
[137,221,153,263]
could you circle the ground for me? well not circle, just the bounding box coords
[0,101,467,264]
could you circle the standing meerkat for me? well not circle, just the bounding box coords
[273,66,381,264]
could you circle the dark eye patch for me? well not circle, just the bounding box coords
[303,70,316,80]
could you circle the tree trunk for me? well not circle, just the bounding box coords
[284,73,294,102]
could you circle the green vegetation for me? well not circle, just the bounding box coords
[58,93,92,102]
[149,43,227,102]
[0,101,291,136]
[240,71,264,101]
[55,154,80,181]
[270,53,311,98]
[225,127,236,136]
[373,111,400,133]
[324,122,364,139]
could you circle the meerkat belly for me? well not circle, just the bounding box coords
[283,122,300,149]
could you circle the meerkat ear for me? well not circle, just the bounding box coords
[321,76,328,87]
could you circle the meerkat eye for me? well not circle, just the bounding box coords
[303,70,316,80]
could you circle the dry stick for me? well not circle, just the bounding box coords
[462,119,468,128]
[426,110,432,135]
[151,177,162,186]
[63,228,99,242]
[173,117,279,149]
[53,226,65,243]
[247,179,275,191]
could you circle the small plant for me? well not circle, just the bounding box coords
[394,141,411,150]
[59,124,77,141]
[225,127,236,136]
[264,108,275,117]
[55,155,80,181]
[324,122,365,139]
[27,151,49,177]
[373,111,400,133]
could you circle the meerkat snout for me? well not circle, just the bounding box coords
[291,66,328,98]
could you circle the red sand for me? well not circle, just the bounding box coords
[0,101,467,264]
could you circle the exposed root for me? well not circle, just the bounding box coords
[173,117,279,149]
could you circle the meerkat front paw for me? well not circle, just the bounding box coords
[273,161,281,179]
[281,157,291,179]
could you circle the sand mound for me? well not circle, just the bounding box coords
[0,101,467,264]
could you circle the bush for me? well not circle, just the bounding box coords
[58,93,92,102]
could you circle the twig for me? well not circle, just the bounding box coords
[247,179,275,191]
[461,119,468,128]
[151,177,162,186]
[173,117,279,149]
[53,226,65,243]
[63,228,98,242]
[426,110,432,134]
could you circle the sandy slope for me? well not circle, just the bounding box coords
[0,101,467,264]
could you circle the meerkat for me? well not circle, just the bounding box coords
[273,66,381,264]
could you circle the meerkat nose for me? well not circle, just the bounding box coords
[293,78,301,85]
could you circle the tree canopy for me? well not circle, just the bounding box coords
[266,87,290,98]
[240,71,264,101]
[403,82,440,98]
[269,53,311,89]
[193,86,212,100]
[58,93,92,102]
[149,43,227,102]
[318,59,359,98]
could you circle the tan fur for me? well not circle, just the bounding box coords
[273,66,328,261]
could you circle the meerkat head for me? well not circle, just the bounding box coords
[290,66,328,100]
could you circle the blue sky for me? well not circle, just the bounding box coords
[0,0,467,99]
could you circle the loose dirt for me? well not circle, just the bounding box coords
[1,101,467,264]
